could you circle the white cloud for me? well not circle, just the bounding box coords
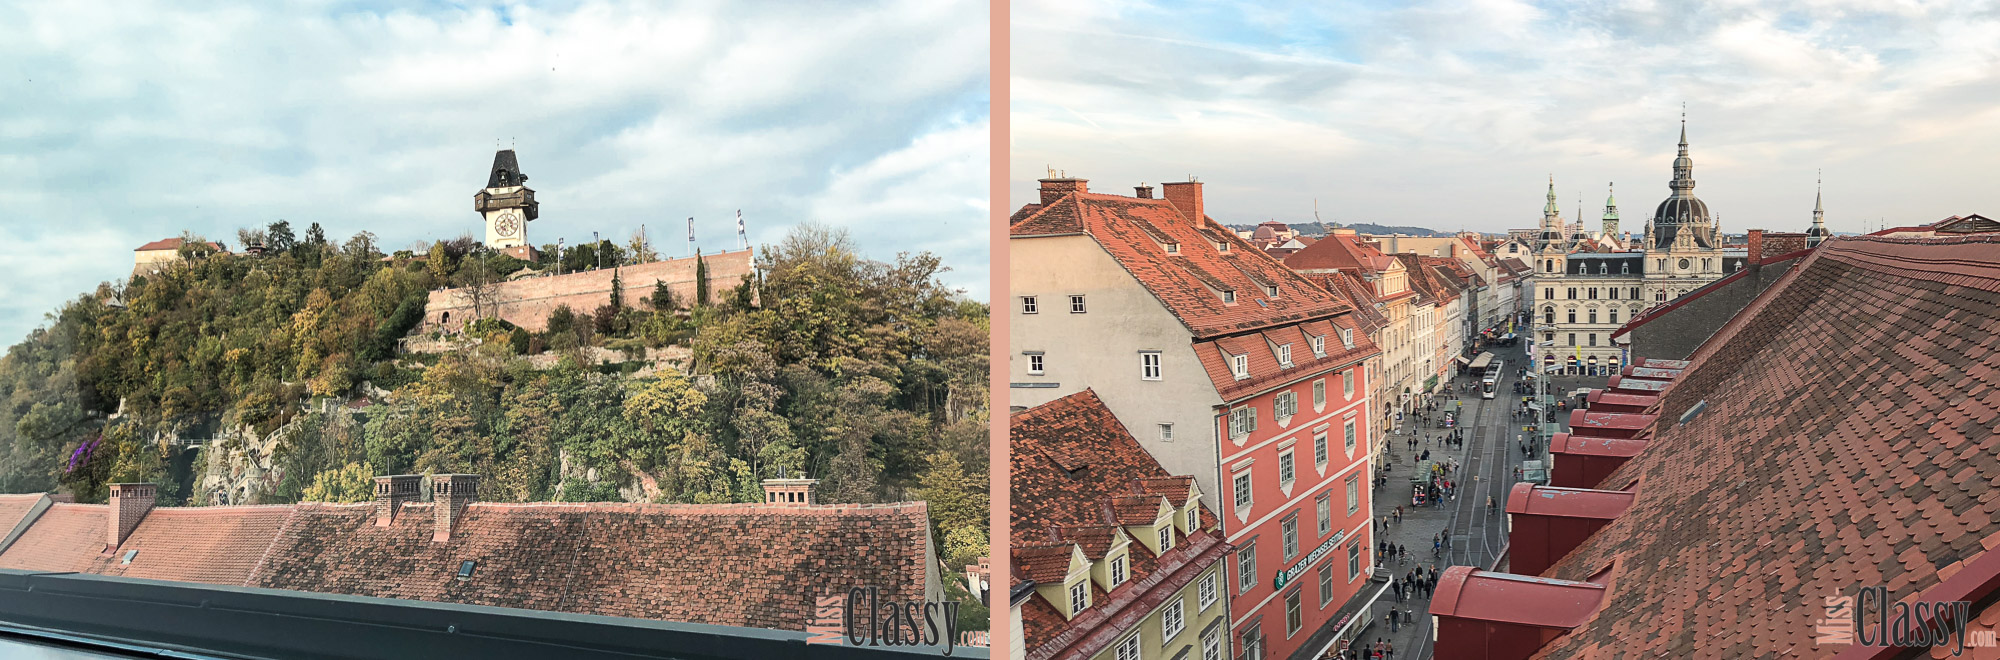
[0,0,989,344]
[1011,0,2000,239]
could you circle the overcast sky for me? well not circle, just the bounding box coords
[0,0,988,346]
[1012,0,2000,237]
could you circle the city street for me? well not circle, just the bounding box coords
[1334,354,1601,660]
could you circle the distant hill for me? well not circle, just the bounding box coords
[1225,221,1451,237]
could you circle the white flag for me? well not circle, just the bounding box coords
[736,209,744,235]
[686,217,694,242]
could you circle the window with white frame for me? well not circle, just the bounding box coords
[1338,327,1354,349]
[1162,598,1186,641]
[1319,560,1335,607]
[1313,431,1327,465]
[1110,554,1127,586]
[1228,407,1257,439]
[1141,351,1162,380]
[1315,492,1331,536]
[1274,391,1297,419]
[1285,588,1303,635]
[1159,524,1173,551]
[1222,289,1237,303]
[1348,542,1362,581]
[1159,423,1174,442]
[1021,296,1038,314]
[1199,570,1218,611]
[1282,514,1299,559]
[1236,541,1257,594]
[1202,625,1222,660]
[1070,581,1089,613]
[1343,420,1356,455]
[1279,451,1295,486]
[1070,295,1087,313]
[1233,472,1252,510]
[1230,353,1248,379]
[1310,334,1325,357]
[1115,634,1140,660]
[1188,506,1200,531]
[1342,369,1354,398]
[1265,284,1279,297]
[1167,242,1180,254]
[1346,474,1360,515]
[1313,379,1326,407]
[1276,343,1293,367]
[1026,353,1044,375]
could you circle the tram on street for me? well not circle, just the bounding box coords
[1480,360,1504,399]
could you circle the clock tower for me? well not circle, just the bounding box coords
[474,149,538,249]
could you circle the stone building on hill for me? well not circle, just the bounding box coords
[132,237,227,276]
[0,474,939,633]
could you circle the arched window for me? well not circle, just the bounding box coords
[1598,263,1608,274]
[1543,307,1555,324]
[1567,309,1577,324]
[1587,308,1598,324]
[1621,262,1630,274]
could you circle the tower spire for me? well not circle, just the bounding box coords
[1807,170,1830,247]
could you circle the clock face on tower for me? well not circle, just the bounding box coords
[494,212,520,238]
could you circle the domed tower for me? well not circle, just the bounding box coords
[1601,183,1620,242]
[1805,173,1831,247]
[1538,176,1564,249]
[1649,119,1714,250]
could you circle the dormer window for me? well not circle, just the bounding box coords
[1264,284,1279,297]
[1338,327,1354,349]
[1310,335,1326,357]
[1159,525,1174,551]
[1070,581,1089,613]
[1230,353,1249,379]
[1217,241,1229,252]
[1166,242,1180,254]
[1276,344,1293,367]
[1222,290,1237,303]
[1110,554,1128,586]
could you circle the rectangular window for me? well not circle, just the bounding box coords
[1070,295,1087,313]
[1276,344,1293,367]
[1610,309,1620,324]
[1589,333,1598,347]
[1110,555,1127,586]
[1116,635,1140,660]
[1163,598,1186,641]
[1609,287,1619,300]
[1199,570,1218,611]
[1167,242,1180,254]
[1313,432,1328,466]
[1343,421,1356,455]
[1313,379,1326,407]
[1189,507,1200,531]
[1343,369,1354,398]
[1229,407,1258,439]
[1202,626,1222,660]
[1588,287,1597,299]
[1310,335,1325,356]
[1274,391,1297,419]
[1265,284,1279,297]
[1319,560,1335,607]
[1316,492,1332,536]
[1339,327,1354,348]
[1236,541,1257,594]
[1021,296,1038,314]
[1279,451,1295,485]
[1222,290,1237,303]
[1567,287,1576,299]
[1160,423,1174,442]
[1230,353,1248,379]
[1348,542,1362,581]
[1285,588,1303,636]
[1282,514,1299,559]
[1631,287,1640,299]
[1568,333,1577,346]
[1159,525,1174,551]
[1233,472,1252,510]
[1141,351,1162,380]
[1027,353,1044,375]
[1071,581,1088,612]
[1346,474,1360,515]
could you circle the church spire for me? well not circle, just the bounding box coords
[1807,170,1830,247]
[1602,182,1620,241]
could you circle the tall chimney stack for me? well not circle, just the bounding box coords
[1746,229,1764,272]
[762,477,820,505]
[1134,184,1154,199]
[1161,180,1204,225]
[373,474,422,527]
[1038,177,1088,205]
[107,483,156,549]
[432,474,480,542]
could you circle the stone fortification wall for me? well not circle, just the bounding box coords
[423,249,755,333]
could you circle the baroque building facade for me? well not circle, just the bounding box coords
[1529,122,1744,375]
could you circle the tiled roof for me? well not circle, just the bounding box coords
[0,503,106,571]
[1194,316,1379,402]
[1313,271,1389,337]
[1531,234,2000,659]
[253,500,931,630]
[0,494,43,543]
[1282,232,1395,274]
[1010,390,1228,658]
[88,505,293,585]
[1012,191,1355,338]
[134,238,224,252]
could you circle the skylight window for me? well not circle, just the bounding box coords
[457,560,477,581]
[121,549,138,565]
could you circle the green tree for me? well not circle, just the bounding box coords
[302,462,376,503]
[266,220,296,253]
[694,250,710,307]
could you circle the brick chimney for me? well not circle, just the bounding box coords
[1745,229,1763,271]
[1161,180,1204,224]
[107,483,156,548]
[373,474,422,527]
[1134,184,1154,199]
[762,477,819,505]
[1039,178,1088,205]
[431,474,479,542]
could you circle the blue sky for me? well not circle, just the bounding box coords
[0,0,989,346]
[1012,0,2000,234]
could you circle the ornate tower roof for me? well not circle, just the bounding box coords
[1806,172,1831,246]
[1650,115,1714,250]
[486,150,528,189]
[1540,176,1565,248]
